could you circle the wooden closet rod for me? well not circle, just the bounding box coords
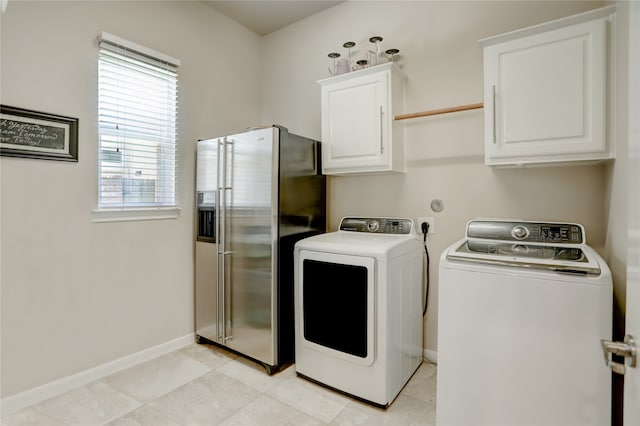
[394,102,484,121]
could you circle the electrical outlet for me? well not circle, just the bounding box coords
[417,217,435,234]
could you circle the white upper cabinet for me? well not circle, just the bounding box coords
[318,63,405,175]
[481,6,615,166]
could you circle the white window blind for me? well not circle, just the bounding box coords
[98,32,179,209]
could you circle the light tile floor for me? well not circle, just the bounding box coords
[2,343,437,426]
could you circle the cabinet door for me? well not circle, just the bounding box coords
[484,18,607,165]
[321,71,390,173]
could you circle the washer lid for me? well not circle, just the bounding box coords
[448,240,601,275]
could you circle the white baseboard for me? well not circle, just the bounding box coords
[1,333,194,416]
[423,348,437,364]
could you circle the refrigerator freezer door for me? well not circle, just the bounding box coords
[223,127,278,366]
[195,138,221,342]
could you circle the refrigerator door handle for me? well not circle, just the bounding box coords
[220,137,235,343]
[217,138,224,342]
[224,139,234,190]
[220,137,228,343]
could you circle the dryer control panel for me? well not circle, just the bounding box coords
[466,220,585,245]
[339,217,414,234]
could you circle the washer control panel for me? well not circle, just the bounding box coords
[339,217,414,234]
[466,220,584,244]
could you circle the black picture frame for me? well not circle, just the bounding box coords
[0,105,78,162]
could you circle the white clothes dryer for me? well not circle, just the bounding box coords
[294,217,424,407]
[437,219,612,426]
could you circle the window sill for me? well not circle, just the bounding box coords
[92,207,181,223]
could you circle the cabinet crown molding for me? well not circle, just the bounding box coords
[479,4,616,47]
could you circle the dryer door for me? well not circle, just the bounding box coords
[297,250,376,366]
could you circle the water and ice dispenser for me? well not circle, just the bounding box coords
[196,191,216,242]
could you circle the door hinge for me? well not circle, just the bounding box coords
[601,334,637,375]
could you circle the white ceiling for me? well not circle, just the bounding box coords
[203,1,343,36]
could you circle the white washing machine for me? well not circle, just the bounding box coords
[294,217,424,407]
[437,219,612,426]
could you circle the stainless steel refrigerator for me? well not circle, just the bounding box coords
[195,126,326,374]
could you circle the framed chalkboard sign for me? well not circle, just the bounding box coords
[0,105,78,162]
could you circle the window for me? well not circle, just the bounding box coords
[97,32,179,215]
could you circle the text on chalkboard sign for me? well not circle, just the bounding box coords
[0,105,78,162]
